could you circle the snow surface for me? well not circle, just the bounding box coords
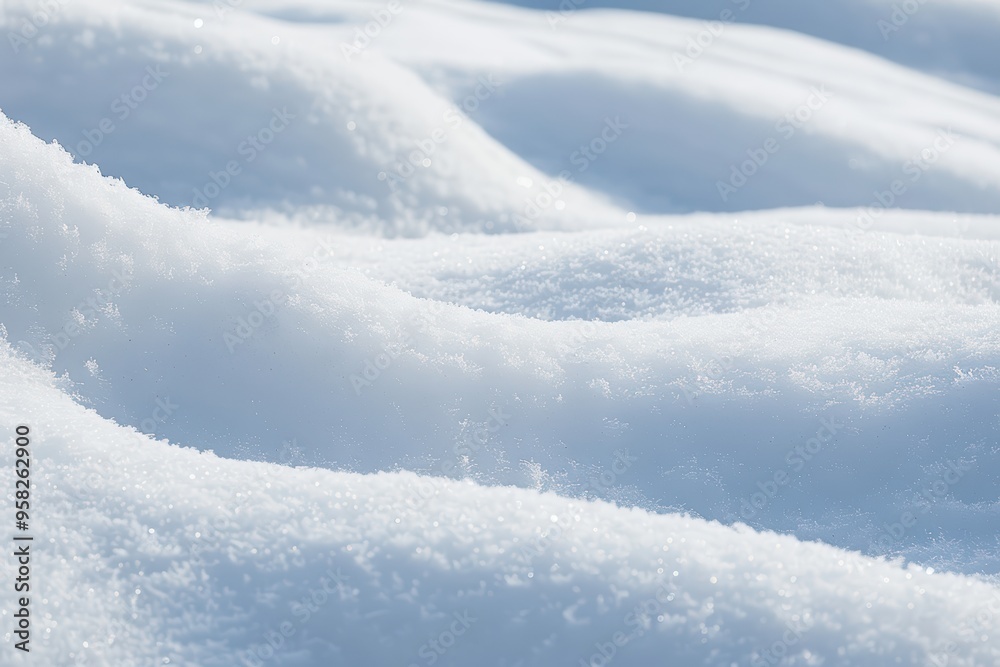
[1,0,999,664]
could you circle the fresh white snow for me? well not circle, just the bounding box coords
[1,0,999,664]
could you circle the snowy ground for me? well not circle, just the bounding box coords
[1,0,999,665]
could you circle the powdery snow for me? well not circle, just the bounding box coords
[0,0,999,664]
[2,344,1000,666]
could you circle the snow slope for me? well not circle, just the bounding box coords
[3,0,1000,219]
[3,344,1000,666]
[0,0,619,233]
[2,112,999,572]
[1,0,1000,664]
[494,0,1000,95]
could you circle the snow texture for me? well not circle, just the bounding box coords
[0,0,999,664]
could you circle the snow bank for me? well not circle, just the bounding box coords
[0,0,618,234]
[2,344,1000,666]
[3,0,1000,221]
[2,111,999,573]
[1,0,999,663]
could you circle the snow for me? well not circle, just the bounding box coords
[5,0,1000,222]
[1,0,999,664]
[3,345,1000,666]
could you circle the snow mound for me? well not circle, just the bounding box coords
[0,0,617,234]
[489,0,1000,95]
[2,345,999,666]
[4,0,1000,223]
[2,0,1000,663]
[2,110,999,574]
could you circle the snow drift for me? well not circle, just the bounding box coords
[3,343,1000,666]
[1,0,999,664]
